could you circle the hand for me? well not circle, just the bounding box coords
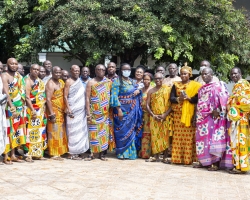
[31,110,37,121]
[212,109,220,118]
[87,115,92,123]
[153,114,162,122]
[133,89,140,97]
[117,109,123,121]
[179,93,185,102]
[191,115,196,127]
[159,113,168,121]
[12,111,18,119]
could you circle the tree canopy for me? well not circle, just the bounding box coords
[0,0,250,81]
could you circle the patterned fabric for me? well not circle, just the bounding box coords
[227,79,250,172]
[171,81,199,164]
[110,78,143,159]
[47,79,68,156]
[66,78,89,154]
[4,72,26,154]
[25,78,47,157]
[88,77,112,153]
[150,85,171,154]
[138,92,151,159]
[0,77,7,154]
[196,81,233,168]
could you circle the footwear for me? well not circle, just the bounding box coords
[84,155,95,161]
[162,158,171,164]
[11,157,25,163]
[69,155,82,160]
[25,157,34,163]
[51,156,64,161]
[207,165,219,171]
[145,157,160,162]
[228,168,247,174]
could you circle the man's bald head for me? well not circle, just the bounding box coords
[53,66,61,72]
[200,60,211,68]
[7,58,18,73]
[18,63,24,76]
[61,69,69,82]
[70,65,80,79]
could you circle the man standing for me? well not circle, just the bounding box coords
[194,60,219,85]
[64,65,89,160]
[39,66,46,80]
[25,64,47,162]
[42,60,52,85]
[85,64,112,160]
[194,68,233,171]
[227,67,250,174]
[2,58,26,164]
[106,62,118,81]
[18,63,25,76]
[46,66,68,160]
[146,73,171,162]
[164,63,181,86]
[61,70,69,82]
[80,66,91,88]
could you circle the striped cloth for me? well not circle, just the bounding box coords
[66,78,89,155]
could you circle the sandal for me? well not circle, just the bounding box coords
[84,155,95,161]
[51,156,64,161]
[3,160,13,165]
[25,157,34,163]
[99,155,108,161]
[228,168,247,174]
[193,162,207,168]
[11,157,25,163]
[69,155,82,160]
[207,165,219,171]
[145,157,160,162]
[33,157,47,161]
[162,158,171,164]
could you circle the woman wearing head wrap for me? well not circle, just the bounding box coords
[169,63,201,165]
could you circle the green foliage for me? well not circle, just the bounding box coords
[0,0,250,81]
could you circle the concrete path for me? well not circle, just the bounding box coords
[0,152,249,200]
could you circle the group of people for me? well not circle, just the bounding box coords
[0,58,249,175]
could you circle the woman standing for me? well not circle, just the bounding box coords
[170,63,201,165]
[110,63,143,160]
[139,73,154,159]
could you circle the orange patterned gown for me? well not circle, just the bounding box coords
[47,80,68,156]
[149,85,171,155]
[171,81,201,165]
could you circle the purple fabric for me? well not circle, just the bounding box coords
[196,81,233,168]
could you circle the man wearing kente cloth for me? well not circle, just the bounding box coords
[194,68,233,171]
[146,73,172,163]
[85,64,112,161]
[25,64,47,162]
[2,58,26,164]
[227,67,250,174]
[46,66,68,160]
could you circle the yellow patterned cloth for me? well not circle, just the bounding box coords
[171,81,200,164]
[88,77,112,153]
[149,85,171,154]
[47,80,68,156]
[25,78,47,157]
[227,79,250,172]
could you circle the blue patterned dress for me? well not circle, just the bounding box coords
[110,78,143,159]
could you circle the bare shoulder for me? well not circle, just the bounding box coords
[46,79,54,89]
[148,87,155,95]
[65,78,73,87]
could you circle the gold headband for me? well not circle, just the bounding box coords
[180,62,192,77]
